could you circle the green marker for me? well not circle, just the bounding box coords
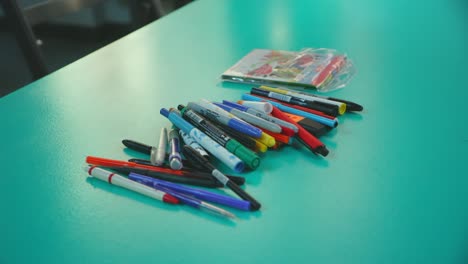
[177,104,260,170]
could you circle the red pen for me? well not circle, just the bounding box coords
[271,106,329,157]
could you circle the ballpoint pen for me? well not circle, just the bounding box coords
[83,165,179,204]
[152,185,236,219]
[183,145,261,211]
[129,173,251,211]
[155,127,168,166]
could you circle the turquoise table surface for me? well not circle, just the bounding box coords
[1,0,468,263]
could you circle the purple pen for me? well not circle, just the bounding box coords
[128,172,251,211]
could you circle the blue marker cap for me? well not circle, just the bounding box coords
[213,102,233,112]
[160,108,195,134]
[222,100,249,112]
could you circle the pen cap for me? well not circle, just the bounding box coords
[225,140,260,170]
[237,100,273,114]
[160,108,195,134]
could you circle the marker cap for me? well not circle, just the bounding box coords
[226,140,260,170]
[238,100,273,114]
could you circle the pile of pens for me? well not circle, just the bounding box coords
[83,85,363,219]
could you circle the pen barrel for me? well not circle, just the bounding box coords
[122,139,152,155]
[168,129,183,170]
[179,130,209,158]
[129,173,251,211]
[155,128,168,165]
[226,181,261,211]
[86,166,166,201]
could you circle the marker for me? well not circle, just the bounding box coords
[260,128,292,144]
[160,108,245,173]
[259,85,346,114]
[129,173,251,211]
[251,87,340,117]
[84,165,179,204]
[187,100,262,138]
[153,185,235,219]
[183,145,261,211]
[251,138,268,153]
[168,129,183,170]
[155,128,168,166]
[271,106,329,156]
[212,122,257,150]
[179,130,209,159]
[87,156,227,188]
[178,104,260,170]
[241,93,338,128]
[260,85,363,112]
[224,100,298,134]
[128,158,246,186]
[214,102,282,133]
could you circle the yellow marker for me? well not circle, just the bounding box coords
[259,85,347,115]
[256,132,276,147]
[251,138,268,153]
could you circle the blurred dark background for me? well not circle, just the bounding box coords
[0,0,192,97]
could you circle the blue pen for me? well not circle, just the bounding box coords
[151,185,235,218]
[168,129,183,170]
[187,100,263,138]
[129,173,251,211]
[222,100,299,133]
[160,108,245,173]
[241,93,338,128]
[213,102,282,133]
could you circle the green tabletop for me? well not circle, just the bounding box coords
[1,0,468,263]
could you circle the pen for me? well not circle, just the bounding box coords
[129,173,251,211]
[128,158,246,186]
[251,87,340,117]
[179,130,210,159]
[188,100,262,138]
[153,185,236,219]
[87,156,225,188]
[168,129,183,170]
[259,85,347,114]
[245,93,337,119]
[214,102,282,133]
[84,165,179,204]
[211,122,257,150]
[183,145,261,211]
[225,100,298,134]
[260,86,363,112]
[122,139,153,155]
[178,104,260,170]
[160,108,245,173]
[271,106,329,157]
[155,128,168,166]
[284,113,331,138]
[241,93,338,128]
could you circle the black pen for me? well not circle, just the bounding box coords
[183,145,261,211]
[128,158,246,186]
[251,87,339,116]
